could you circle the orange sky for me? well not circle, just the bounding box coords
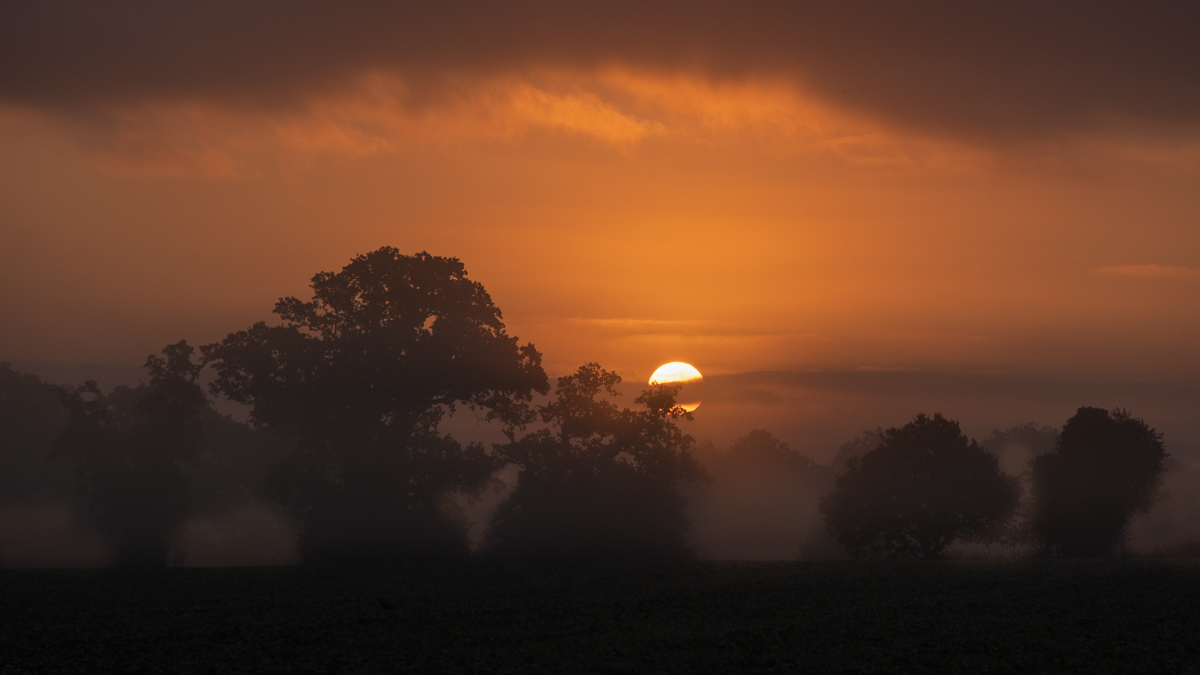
[2,3,1199,385]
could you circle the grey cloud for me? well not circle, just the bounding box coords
[2,1,1199,141]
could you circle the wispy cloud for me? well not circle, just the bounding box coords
[1093,264,1200,279]
[565,318,705,330]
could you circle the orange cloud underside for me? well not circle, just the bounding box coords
[1,68,1198,382]
[33,69,990,175]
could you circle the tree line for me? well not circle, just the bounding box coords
[0,248,1173,565]
[820,409,1166,559]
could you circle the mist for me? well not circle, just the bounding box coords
[4,358,1198,566]
[1128,460,1200,556]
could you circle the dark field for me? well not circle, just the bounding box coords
[2,561,1199,673]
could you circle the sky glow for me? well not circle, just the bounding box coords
[1,2,1197,385]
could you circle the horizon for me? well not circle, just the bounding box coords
[13,357,1200,468]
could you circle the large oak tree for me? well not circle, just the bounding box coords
[203,248,548,562]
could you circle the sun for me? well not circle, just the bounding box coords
[649,362,703,385]
[648,362,703,412]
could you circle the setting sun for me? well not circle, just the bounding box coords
[649,362,703,412]
[649,362,703,385]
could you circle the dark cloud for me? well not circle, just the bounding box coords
[2,1,1199,140]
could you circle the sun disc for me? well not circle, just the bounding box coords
[649,362,703,385]
[649,362,704,412]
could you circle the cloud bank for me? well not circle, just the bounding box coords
[4,1,1200,142]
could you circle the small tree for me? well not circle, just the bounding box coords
[485,363,709,560]
[719,430,816,475]
[52,341,207,566]
[1030,407,1167,557]
[819,413,1019,559]
[0,364,71,505]
[202,248,548,562]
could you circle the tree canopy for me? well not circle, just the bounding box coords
[51,341,207,566]
[819,413,1020,559]
[485,363,709,560]
[202,248,548,562]
[0,363,70,505]
[1030,407,1167,557]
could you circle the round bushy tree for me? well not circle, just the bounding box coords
[819,413,1020,559]
[1030,407,1167,557]
[203,248,548,562]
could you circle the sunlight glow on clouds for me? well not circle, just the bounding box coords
[36,70,997,176]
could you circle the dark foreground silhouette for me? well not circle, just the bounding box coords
[485,363,709,560]
[1,561,1198,673]
[51,342,207,567]
[203,248,550,563]
[1032,407,1168,557]
[820,413,1020,559]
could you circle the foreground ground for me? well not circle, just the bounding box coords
[1,560,1198,673]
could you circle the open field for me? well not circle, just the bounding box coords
[2,561,1199,673]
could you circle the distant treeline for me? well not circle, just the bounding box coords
[0,248,1182,565]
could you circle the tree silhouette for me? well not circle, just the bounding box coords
[51,341,207,566]
[202,248,548,562]
[0,364,70,505]
[819,413,1019,559]
[485,363,709,560]
[187,408,292,518]
[1030,407,1167,557]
